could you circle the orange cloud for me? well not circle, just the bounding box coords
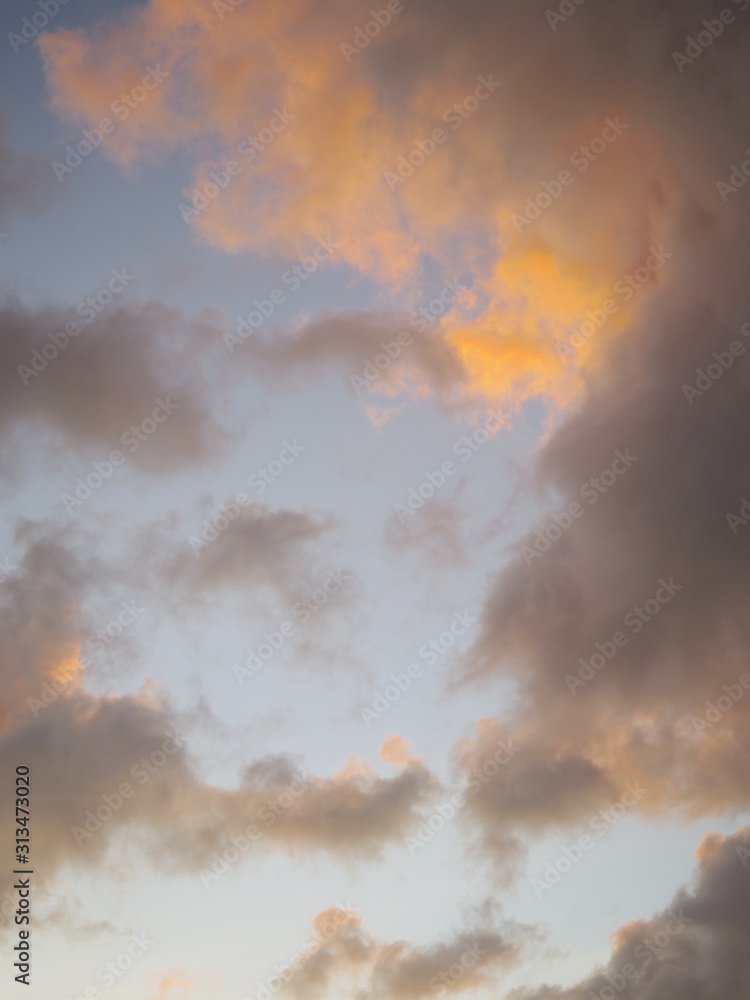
[148,970,191,1000]
[39,0,675,412]
[380,734,421,768]
[49,647,84,688]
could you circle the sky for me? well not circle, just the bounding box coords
[1,0,750,998]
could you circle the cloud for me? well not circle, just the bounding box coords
[0,690,438,908]
[384,481,475,565]
[235,310,469,410]
[0,676,439,923]
[0,296,232,476]
[379,734,421,769]
[0,520,435,921]
[513,826,750,1000]
[147,970,191,1000]
[140,500,337,601]
[278,902,524,1000]
[0,118,53,222]
[0,498,342,719]
[0,517,105,727]
[450,720,617,880]
[39,0,726,409]
[454,173,750,843]
[23,1,750,986]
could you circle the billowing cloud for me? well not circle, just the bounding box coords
[0,690,438,913]
[514,826,750,1000]
[14,1,750,993]
[0,520,432,922]
[276,902,523,1000]
[39,0,719,409]
[25,0,750,875]
[455,179,750,845]
[232,310,469,411]
[0,296,232,475]
[0,517,104,728]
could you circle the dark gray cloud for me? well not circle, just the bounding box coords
[513,826,750,1000]
[0,118,53,220]
[0,518,422,926]
[140,500,338,600]
[281,903,524,1000]
[16,0,750,973]
[0,297,230,475]
[237,310,468,406]
[0,517,107,725]
[460,197,750,826]
[430,0,750,848]
[0,687,439,924]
